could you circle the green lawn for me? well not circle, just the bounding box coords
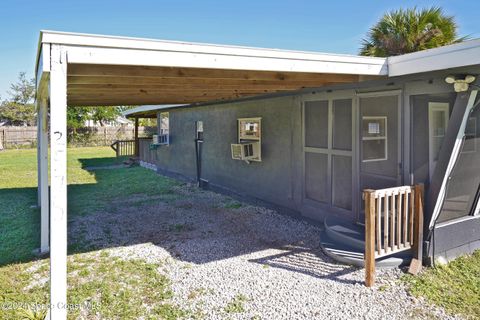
[403,251,480,319]
[0,147,186,319]
[2,147,479,319]
[0,147,178,265]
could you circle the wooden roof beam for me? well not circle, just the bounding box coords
[67,64,362,82]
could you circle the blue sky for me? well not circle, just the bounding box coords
[1,0,479,98]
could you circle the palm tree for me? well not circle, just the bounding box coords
[360,7,467,57]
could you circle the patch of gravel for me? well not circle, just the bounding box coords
[69,183,460,320]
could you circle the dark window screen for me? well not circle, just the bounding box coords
[333,99,352,151]
[332,155,352,210]
[305,100,328,148]
[305,152,329,203]
[437,104,480,223]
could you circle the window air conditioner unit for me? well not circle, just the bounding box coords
[231,142,260,162]
[152,134,169,145]
[158,134,169,144]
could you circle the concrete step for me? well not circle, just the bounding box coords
[324,216,365,250]
[320,217,412,268]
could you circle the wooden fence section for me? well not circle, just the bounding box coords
[0,129,5,150]
[0,127,37,149]
[364,184,424,287]
[0,126,155,149]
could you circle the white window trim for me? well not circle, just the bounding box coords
[156,112,170,145]
[236,117,262,161]
[474,195,480,216]
[362,116,388,162]
[238,117,261,142]
[428,102,450,180]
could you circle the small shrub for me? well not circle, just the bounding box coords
[224,201,242,209]
[224,294,248,313]
[403,250,480,319]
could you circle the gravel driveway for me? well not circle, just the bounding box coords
[70,182,457,320]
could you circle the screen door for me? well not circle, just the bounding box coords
[359,93,402,193]
[303,97,354,217]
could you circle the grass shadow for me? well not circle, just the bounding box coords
[79,156,128,168]
[0,155,177,266]
[0,187,41,265]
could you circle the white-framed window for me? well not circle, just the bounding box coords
[362,116,387,162]
[238,117,261,141]
[157,112,169,145]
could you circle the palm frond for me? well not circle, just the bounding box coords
[359,6,466,56]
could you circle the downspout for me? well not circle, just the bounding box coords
[195,121,204,187]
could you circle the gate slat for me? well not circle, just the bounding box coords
[409,191,415,244]
[384,195,389,253]
[376,196,381,255]
[396,192,401,249]
[390,194,395,249]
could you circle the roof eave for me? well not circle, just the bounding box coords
[388,39,480,77]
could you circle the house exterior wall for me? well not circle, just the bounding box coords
[430,218,480,262]
[137,76,454,223]
[136,73,480,262]
[146,95,305,214]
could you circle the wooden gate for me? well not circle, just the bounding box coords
[364,184,424,286]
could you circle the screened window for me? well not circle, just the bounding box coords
[304,100,328,148]
[437,104,480,223]
[305,152,329,203]
[333,99,352,150]
[332,155,352,210]
[303,98,353,212]
[362,116,387,162]
[462,117,477,153]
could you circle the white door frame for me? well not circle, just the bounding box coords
[428,102,450,181]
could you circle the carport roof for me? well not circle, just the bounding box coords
[36,30,387,106]
[37,31,480,107]
[123,105,185,118]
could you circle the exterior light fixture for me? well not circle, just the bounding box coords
[445,75,476,92]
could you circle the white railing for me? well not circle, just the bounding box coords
[110,139,136,157]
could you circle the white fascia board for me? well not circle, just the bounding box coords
[36,43,51,79]
[35,43,51,100]
[388,39,480,77]
[40,30,387,76]
[65,45,386,75]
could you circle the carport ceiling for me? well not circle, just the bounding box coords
[68,65,368,106]
[37,31,388,106]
